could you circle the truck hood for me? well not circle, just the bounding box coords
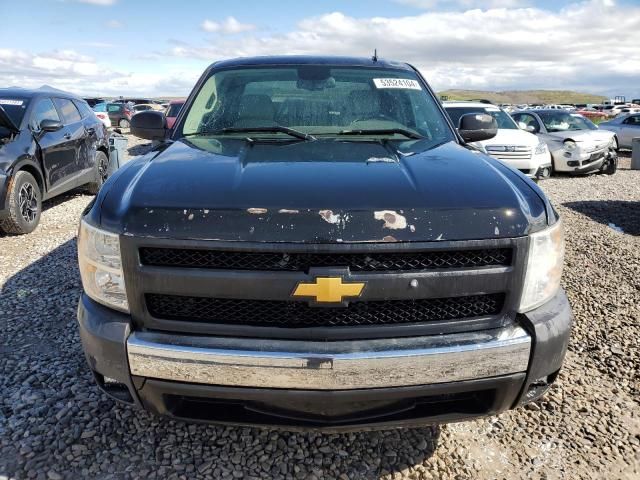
[98,137,548,242]
[0,105,19,134]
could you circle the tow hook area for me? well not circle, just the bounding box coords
[520,370,560,404]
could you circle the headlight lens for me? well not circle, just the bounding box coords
[519,220,565,312]
[78,220,129,312]
[563,139,577,151]
[534,142,548,155]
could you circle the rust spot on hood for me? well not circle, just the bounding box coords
[374,210,407,230]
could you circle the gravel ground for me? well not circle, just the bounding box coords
[0,136,638,480]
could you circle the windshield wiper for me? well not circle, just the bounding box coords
[183,126,315,141]
[336,128,423,140]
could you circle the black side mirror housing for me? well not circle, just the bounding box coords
[40,119,63,132]
[458,113,498,142]
[131,110,167,141]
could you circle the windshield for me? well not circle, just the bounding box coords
[445,106,518,130]
[180,66,454,144]
[0,97,30,126]
[538,112,597,132]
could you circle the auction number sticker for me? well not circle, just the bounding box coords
[373,78,422,90]
[0,99,24,106]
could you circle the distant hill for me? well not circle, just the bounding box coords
[437,89,607,105]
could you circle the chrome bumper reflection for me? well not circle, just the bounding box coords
[127,325,531,390]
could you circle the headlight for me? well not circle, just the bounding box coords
[534,142,548,155]
[518,220,565,312]
[563,139,577,151]
[78,219,129,312]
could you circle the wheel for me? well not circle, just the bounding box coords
[538,166,552,179]
[86,151,109,194]
[119,118,130,128]
[0,170,42,235]
[599,149,618,175]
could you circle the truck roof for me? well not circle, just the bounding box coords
[210,55,414,71]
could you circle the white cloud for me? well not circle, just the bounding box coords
[105,19,123,29]
[397,0,528,8]
[0,48,201,96]
[200,17,256,34]
[168,1,638,97]
[2,0,638,98]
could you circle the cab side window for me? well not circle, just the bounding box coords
[30,98,60,131]
[53,98,82,125]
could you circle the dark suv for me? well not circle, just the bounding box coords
[0,87,109,234]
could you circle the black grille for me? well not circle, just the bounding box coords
[140,248,512,272]
[145,293,504,328]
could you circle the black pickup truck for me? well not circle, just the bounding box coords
[77,56,572,431]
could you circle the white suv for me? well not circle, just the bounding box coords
[444,101,553,179]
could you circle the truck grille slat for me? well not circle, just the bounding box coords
[145,293,505,328]
[139,247,512,272]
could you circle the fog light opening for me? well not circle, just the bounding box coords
[94,372,134,404]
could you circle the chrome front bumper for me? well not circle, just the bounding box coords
[127,325,531,390]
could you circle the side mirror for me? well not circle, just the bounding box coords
[458,113,498,142]
[525,124,538,134]
[40,119,63,132]
[130,110,167,141]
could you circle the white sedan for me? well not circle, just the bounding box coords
[92,102,112,129]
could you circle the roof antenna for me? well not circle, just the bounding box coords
[372,48,378,62]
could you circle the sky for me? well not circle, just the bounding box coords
[0,0,638,99]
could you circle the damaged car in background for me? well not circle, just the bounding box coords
[0,87,110,234]
[444,101,553,180]
[76,56,572,431]
[512,109,617,175]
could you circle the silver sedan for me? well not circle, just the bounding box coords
[598,113,640,149]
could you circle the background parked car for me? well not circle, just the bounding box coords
[83,97,106,108]
[444,101,552,179]
[106,103,132,128]
[0,87,109,234]
[113,98,154,106]
[164,99,185,129]
[575,108,607,121]
[91,102,112,128]
[598,113,640,149]
[131,103,163,115]
[512,109,617,175]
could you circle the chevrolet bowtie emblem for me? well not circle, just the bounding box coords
[292,277,365,303]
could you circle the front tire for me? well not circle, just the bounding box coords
[599,149,618,175]
[538,166,552,179]
[86,151,109,195]
[0,171,42,235]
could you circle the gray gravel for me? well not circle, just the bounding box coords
[1,138,638,479]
